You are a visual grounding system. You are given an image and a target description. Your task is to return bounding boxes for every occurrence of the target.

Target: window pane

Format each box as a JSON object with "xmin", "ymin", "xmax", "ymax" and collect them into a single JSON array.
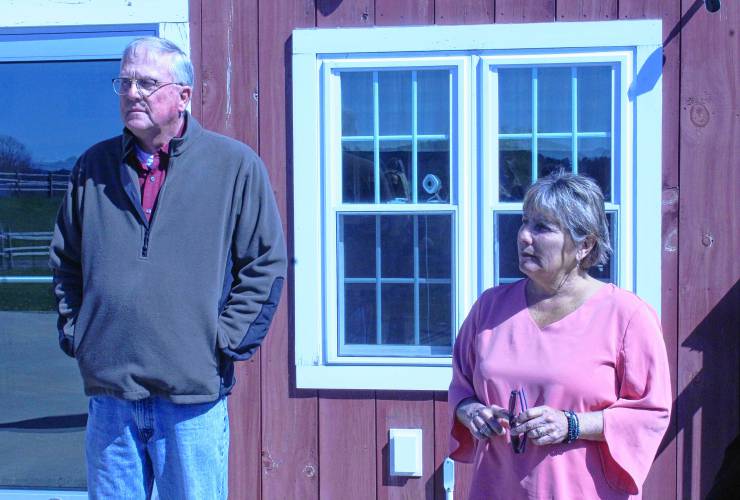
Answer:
[
  {"xmin": 419, "ymin": 284, "xmax": 452, "ymax": 348},
  {"xmin": 578, "ymin": 137, "xmax": 612, "ymax": 201},
  {"xmin": 342, "ymin": 140, "xmax": 375, "ymax": 203},
  {"xmin": 344, "ymin": 283, "xmax": 377, "ymax": 344},
  {"xmin": 496, "ymin": 213, "xmax": 525, "ymax": 282},
  {"xmin": 381, "ymin": 284, "xmax": 415, "ymax": 344},
  {"xmin": 0, "ymin": 58, "xmax": 121, "ymax": 490},
  {"xmin": 577, "ymin": 66, "xmax": 611, "ymax": 133},
  {"xmin": 381, "ymin": 215, "xmax": 413, "ymax": 278},
  {"xmin": 499, "ymin": 139, "xmax": 532, "ymax": 202},
  {"xmin": 339, "ymin": 213, "xmax": 453, "ymax": 353},
  {"xmin": 537, "ymin": 67, "xmax": 572, "ymax": 133},
  {"xmin": 418, "ymin": 140, "xmax": 450, "ymax": 204},
  {"xmin": 417, "ymin": 70, "xmax": 450, "ymax": 135},
  {"xmin": 341, "ymin": 72, "xmax": 374, "ymax": 136},
  {"xmin": 538, "ymin": 138, "xmax": 572, "ymax": 178},
  {"xmin": 379, "ymin": 140, "xmax": 412, "ymax": 203},
  {"xmin": 499, "ymin": 68, "xmax": 532, "ymax": 134},
  {"xmin": 340, "ymin": 214, "xmax": 376, "ymax": 278},
  {"xmin": 379, "ymin": 71, "xmax": 411, "ymax": 135},
  {"xmin": 588, "ymin": 212, "xmax": 616, "ymax": 283},
  {"xmin": 418, "ymin": 214, "xmax": 452, "ymax": 280}
]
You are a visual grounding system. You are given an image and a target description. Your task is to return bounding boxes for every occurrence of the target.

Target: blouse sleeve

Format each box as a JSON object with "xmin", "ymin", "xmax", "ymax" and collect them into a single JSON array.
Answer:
[
  {"xmin": 448, "ymin": 298, "xmax": 480, "ymax": 463},
  {"xmin": 600, "ymin": 301, "xmax": 672, "ymax": 494}
]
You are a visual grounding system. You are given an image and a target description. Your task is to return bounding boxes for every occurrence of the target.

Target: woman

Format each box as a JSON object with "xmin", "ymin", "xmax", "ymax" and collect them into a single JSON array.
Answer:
[{"xmin": 449, "ymin": 173, "xmax": 671, "ymax": 499}]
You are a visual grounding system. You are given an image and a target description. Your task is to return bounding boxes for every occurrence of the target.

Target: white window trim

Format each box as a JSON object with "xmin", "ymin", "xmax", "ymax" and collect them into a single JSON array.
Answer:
[
  {"xmin": 0, "ymin": 6, "xmax": 189, "ymax": 496},
  {"xmin": 293, "ymin": 20, "xmax": 661, "ymax": 391}
]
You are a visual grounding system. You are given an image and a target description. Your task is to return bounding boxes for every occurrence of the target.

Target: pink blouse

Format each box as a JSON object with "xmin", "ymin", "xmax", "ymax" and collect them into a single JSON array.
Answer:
[{"xmin": 449, "ymin": 280, "xmax": 671, "ymax": 499}]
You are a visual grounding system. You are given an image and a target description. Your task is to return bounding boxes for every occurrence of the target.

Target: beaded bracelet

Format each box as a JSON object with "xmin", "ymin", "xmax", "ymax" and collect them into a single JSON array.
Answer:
[{"xmin": 563, "ymin": 410, "xmax": 580, "ymax": 443}]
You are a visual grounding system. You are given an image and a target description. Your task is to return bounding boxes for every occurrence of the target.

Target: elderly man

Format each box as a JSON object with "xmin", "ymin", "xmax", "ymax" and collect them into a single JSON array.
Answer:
[{"xmin": 49, "ymin": 37, "xmax": 286, "ymax": 499}]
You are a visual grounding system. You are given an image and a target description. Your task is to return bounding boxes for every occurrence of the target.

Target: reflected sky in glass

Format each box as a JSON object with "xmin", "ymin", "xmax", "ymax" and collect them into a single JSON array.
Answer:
[{"xmin": 0, "ymin": 60, "xmax": 122, "ymax": 166}]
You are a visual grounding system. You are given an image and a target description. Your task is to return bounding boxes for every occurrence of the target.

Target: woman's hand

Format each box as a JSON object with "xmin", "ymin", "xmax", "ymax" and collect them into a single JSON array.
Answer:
[
  {"xmin": 456, "ymin": 397, "xmax": 509, "ymax": 440},
  {"xmin": 511, "ymin": 405, "xmax": 568, "ymax": 445}
]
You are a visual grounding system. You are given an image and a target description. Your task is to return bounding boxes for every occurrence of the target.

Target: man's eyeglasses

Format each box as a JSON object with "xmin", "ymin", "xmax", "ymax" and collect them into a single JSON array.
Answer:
[
  {"xmin": 112, "ymin": 77, "xmax": 183, "ymax": 97},
  {"xmin": 508, "ymin": 388, "xmax": 528, "ymax": 454}
]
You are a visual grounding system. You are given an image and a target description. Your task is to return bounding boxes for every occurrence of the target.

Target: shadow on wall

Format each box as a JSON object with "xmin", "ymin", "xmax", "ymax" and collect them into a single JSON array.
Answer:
[{"xmin": 656, "ymin": 279, "xmax": 740, "ymax": 498}]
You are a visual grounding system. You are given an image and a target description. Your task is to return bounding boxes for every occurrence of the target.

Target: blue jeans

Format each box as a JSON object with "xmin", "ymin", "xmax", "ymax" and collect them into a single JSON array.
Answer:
[{"xmin": 85, "ymin": 395, "xmax": 229, "ymax": 500}]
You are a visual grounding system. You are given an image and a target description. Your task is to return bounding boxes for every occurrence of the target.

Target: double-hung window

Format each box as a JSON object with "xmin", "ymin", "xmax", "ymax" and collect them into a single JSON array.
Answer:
[{"xmin": 293, "ymin": 21, "xmax": 662, "ymax": 390}]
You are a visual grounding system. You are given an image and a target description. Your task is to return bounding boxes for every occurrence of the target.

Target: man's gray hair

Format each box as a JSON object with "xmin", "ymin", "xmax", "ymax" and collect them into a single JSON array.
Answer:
[
  {"xmin": 523, "ymin": 171, "xmax": 612, "ymax": 269},
  {"xmin": 122, "ymin": 37, "xmax": 194, "ymax": 87}
]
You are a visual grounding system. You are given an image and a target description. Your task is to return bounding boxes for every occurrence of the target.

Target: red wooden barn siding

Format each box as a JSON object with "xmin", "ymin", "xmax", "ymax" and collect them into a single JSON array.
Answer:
[{"xmin": 186, "ymin": 0, "xmax": 739, "ymax": 498}]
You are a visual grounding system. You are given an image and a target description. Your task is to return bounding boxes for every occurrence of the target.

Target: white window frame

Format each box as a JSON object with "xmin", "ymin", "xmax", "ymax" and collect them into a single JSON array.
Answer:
[
  {"xmin": 293, "ymin": 20, "xmax": 662, "ymax": 391},
  {"xmin": 0, "ymin": 2, "xmax": 189, "ymax": 496}
]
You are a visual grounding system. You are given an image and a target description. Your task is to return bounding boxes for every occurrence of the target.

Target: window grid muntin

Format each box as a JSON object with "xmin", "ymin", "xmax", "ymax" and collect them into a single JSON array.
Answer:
[{"xmin": 337, "ymin": 211, "xmax": 454, "ymax": 357}]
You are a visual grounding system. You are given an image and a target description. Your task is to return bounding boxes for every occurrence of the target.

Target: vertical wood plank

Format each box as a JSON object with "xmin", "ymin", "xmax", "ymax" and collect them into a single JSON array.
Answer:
[
  {"xmin": 618, "ymin": 2, "xmax": 682, "ymax": 498},
  {"xmin": 318, "ymin": 391, "xmax": 377, "ymax": 500},
  {"xmin": 200, "ymin": 0, "xmax": 259, "ymax": 145},
  {"xmin": 187, "ymin": 0, "xmax": 202, "ymax": 120},
  {"xmin": 495, "ymin": 0, "xmax": 556, "ymax": 23},
  {"xmin": 258, "ymin": 1, "xmax": 318, "ymax": 499},
  {"xmin": 196, "ymin": 1, "xmax": 262, "ymax": 498},
  {"xmin": 375, "ymin": 0, "xmax": 434, "ymax": 26},
  {"xmin": 556, "ymin": 0, "xmax": 617, "ymax": 21},
  {"xmin": 435, "ymin": 0, "xmax": 494, "ymax": 25},
  {"xmin": 317, "ymin": 0, "xmax": 374, "ymax": 27},
  {"xmin": 676, "ymin": 0, "xmax": 740, "ymax": 498},
  {"xmin": 376, "ymin": 392, "xmax": 436, "ymax": 500}
]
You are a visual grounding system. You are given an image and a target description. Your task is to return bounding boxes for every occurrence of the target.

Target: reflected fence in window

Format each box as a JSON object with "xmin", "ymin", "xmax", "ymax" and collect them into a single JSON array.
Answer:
[{"xmin": 0, "ymin": 171, "xmax": 67, "ymax": 195}]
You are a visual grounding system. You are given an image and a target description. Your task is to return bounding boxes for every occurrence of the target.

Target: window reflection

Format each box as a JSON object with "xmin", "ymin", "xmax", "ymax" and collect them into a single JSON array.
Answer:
[{"xmin": 0, "ymin": 58, "xmax": 121, "ymax": 490}]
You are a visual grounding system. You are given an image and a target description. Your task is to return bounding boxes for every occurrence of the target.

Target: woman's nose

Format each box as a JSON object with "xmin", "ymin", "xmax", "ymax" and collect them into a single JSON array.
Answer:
[{"xmin": 517, "ymin": 225, "xmax": 532, "ymax": 245}]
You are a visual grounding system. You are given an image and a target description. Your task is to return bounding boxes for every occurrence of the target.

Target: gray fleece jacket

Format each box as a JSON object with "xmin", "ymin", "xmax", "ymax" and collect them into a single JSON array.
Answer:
[{"xmin": 49, "ymin": 113, "xmax": 286, "ymax": 403}]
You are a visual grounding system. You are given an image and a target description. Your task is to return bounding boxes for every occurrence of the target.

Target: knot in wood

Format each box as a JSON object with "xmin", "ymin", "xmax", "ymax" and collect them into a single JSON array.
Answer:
[
  {"xmin": 303, "ymin": 464, "xmax": 317, "ymax": 478},
  {"xmin": 701, "ymin": 233, "xmax": 715, "ymax": 247}
]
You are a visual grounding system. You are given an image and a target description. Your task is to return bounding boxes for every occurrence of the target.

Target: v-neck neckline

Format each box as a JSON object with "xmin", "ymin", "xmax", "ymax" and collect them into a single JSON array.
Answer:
[{"xmin": 521, "ymin": 278, "xmax": 612, "ymax": 332}]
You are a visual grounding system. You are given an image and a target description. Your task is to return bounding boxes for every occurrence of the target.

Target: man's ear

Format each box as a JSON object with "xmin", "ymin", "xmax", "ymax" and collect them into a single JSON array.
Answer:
[{"xmin": 178, "ymin": 85, "xmax": 192, "ymax": 111}]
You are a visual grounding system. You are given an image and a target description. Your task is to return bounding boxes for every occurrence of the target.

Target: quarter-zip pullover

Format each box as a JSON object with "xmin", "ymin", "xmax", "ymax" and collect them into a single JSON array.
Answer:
[{"xmin": 49, "ymin": 113, "xmax": 287, "ymax": 403}]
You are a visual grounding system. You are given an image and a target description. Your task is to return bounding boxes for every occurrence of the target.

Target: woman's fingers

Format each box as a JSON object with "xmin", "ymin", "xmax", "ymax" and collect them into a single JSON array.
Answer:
[{"xmin": 510, "ymin": 405, "xmax": 569, "ymax": 445}]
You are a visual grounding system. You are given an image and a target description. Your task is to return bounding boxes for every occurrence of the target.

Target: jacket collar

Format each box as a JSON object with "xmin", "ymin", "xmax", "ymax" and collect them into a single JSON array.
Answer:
[{"xmin": 121, "ymin": 111, "xmax": 202, "ymax": 159}]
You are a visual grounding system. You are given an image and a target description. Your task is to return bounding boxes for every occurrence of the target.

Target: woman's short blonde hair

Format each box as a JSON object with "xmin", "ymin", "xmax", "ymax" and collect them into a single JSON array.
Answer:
[{"xmin": 523, "ymin": 172, "xmax": 612, "ymax": 269}]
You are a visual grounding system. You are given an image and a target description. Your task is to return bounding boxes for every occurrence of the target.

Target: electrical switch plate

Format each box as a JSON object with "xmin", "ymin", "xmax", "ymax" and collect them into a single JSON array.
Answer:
[{"xmin": 389, "ymin": 428, "xmax": 422, "ymax": 477}]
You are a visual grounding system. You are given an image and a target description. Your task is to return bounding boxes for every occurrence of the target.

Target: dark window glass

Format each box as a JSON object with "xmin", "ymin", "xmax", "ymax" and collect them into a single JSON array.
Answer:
[
  {"xmin": 499, "ymin": 139, "xmax": 532, "ymax": 202},
  {"xmin": 338, "ymin": 213, "xmax": 453, "ymax": 353},
  {"xmin": 342, "ymin": 140, "xmax": 375, "ymax": 203},
  {"xmin": 578, "ymin": 137, "xmax": 611, "ymax": 201},
  {"xmin": 496, "ymin": 213, "xmax": 526, "ymax": 281}
]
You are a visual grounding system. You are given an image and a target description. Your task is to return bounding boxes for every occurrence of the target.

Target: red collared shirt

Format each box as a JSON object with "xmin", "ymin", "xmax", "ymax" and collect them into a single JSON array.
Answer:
[{"xmin": 132, "ymin": 123, "xmax": 184, "ymax": 222}]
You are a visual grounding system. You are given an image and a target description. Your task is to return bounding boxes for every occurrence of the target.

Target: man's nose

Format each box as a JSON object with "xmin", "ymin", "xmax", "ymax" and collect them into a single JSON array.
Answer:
[{"xmin": 123, "ymin": 81, "xmax": 141, "ymax": 99}]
